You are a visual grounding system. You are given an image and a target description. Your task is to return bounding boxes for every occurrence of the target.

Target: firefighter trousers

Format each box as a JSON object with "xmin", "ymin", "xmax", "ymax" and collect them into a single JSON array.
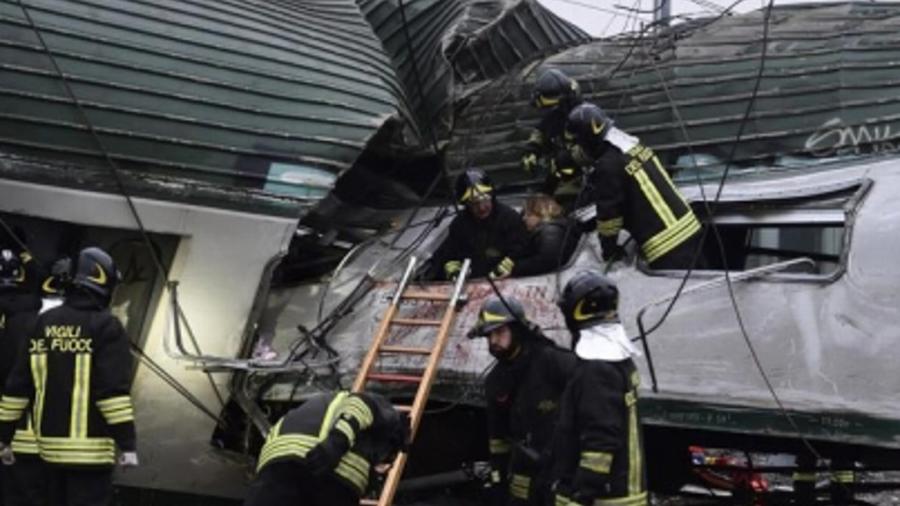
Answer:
[
  {"xmin": 3, "ymin": 455, "xmax": 49, "ymax": 506},
  {"xmin": 46, "ymin": 466, "xmax": 113, "ymax": 506},
  {"xmin": 243, "ymin": 461, "xmax": 358, "ymax": 506}
]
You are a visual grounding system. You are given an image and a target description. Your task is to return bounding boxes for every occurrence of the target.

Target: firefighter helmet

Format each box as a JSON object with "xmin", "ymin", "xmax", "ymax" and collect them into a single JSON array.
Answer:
[
  {"xmin": 0, "ymin": 249, "xmax": 24, "ymax": 290},
  {"xmin": 71, "ymin": 247, "xmax": 119, "ymax": 300},
  {"xmin": 42, "ymin": 257, "xmax": 72, "ymax": 296},
  {"xmin": 532, "ymin": 69, "xmax": 581, "ymax": 111},
  {"xmin": 558, "ymin": 271, "xmax": 619, "ymax": 333},
  {"xmin": 565, "ymin": 103, "xmax": 613, "ymax": 151},
  {"xmin": 455, "ymin": 168, "xmax": 494, "ymax": 204},
  {"xmin": 469, "ymin": 295, "xmax": 528, "ymax": 337}
]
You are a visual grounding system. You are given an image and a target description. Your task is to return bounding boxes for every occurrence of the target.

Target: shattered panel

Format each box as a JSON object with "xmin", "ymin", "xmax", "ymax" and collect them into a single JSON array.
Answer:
[{"xmin": 357, "ymin": 0, "xmax": 590, "ymax": 144}]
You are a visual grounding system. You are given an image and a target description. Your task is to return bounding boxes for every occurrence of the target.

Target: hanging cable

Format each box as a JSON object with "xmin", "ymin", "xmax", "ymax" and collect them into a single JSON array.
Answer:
[
  {"xmin": 632, "ymin": 0, "xmax": 844, "ymax": 483},
  {"xmin": 15, "ymin": 0, "xmax": 228, "ymax": 409}
]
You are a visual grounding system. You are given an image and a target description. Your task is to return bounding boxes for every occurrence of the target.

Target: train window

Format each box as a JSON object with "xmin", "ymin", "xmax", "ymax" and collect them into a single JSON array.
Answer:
[
  {"xmin": 697, "ymin": 212, "xmax": 844, "ymax": 275},
  {"xmin": 639, "ymin": 182, "xmax": 866, "ymax": 279}
]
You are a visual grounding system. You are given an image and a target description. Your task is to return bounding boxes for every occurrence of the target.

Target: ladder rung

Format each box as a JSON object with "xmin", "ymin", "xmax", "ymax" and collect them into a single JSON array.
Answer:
[
  {"xmin": 391, "ymin": 318, "xmax": 442, "ymax": 326},
  {"xmin": 360, "ymin": 500, "xmax": 378, "ymax": 506},
  {"xmin": 379, "ymin": 345, "xmax": 433, "ymax": 355},
  {"xmin": 400, "ymin": 290, "xmax": 451, "ymax": 301},
  {"xmin": 367, "ymin": 372, "xmax": 422, "ymax": 384},
  {"xmin": 393, "ymin": 404, "xmax": 412, "ymax": 413}
]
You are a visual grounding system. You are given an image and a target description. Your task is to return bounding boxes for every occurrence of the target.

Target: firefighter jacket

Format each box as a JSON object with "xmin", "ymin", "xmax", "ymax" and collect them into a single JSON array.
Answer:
[
  {"xmin": 432, "ymin": 201, "xmax": 528, "ymax": 279},
  {"xmin": 512, "ymin": 218, "xmax": 581, "ymax": 278},
  {"xmin": 486, "ymin": 334, "xmax": 578, "ymax": 502},
  {"xmin": 589, "ymin": 131, "xmax": 700, "ymax": 266},
  {"xmin": 0, "ymin": 291, "xmax": 40, "ymax": 455},
  {"xmin": 0, "ymin": 293, "xmax": 136, "ymax": 466},
  {"xmin": 256, "ymin": 391, "xmax": 405, "ymax": 497},
  {"xmin": 552, "ymin": 358, "xmax": 647, "ymax": 506},
  {"xmin": 525, "ymin": 105, "xmax": 585, "ymax": 195}
]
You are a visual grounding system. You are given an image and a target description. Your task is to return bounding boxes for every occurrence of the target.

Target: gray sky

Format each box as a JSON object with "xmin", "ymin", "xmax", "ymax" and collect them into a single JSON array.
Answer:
[{"xmin": 540, "ymin": 0, "xmax": 857, "ymax": 37}]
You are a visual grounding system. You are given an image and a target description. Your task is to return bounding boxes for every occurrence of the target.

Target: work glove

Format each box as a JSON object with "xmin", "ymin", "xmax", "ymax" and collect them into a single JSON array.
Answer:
[
  {"xmin": 118, "ymin": 451, "xmax": 139, "ymax": 468},
  {"xmin": 0, "ymin": 443, "xmax": 15, "ymax": 466},
  {"xmin": 305, "ymin": 432, "xmax": 350, "ymax": 476},
  {"xmin": 444, "ymin": 260, "xmax": 462, "ymax": 281},
  {"xmin": 522, "ymin": 153, "xmax": 539, "ymax": 174},
  {"xmin": 599, "ymin": 236, "xmax": 624, "ymax": 263},
  {"xmin": 489, "ymin": 257, "xmax": 514, "ymax": 280}
]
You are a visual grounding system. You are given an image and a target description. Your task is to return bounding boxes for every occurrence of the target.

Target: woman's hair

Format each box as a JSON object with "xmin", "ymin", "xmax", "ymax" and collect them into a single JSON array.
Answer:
[{"xmin": 524, "ymin": 194, "xmax": 563, "ymax": 222}]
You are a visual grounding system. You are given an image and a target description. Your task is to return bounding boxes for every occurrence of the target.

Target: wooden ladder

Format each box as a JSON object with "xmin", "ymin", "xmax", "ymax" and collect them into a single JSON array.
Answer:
[{"xmin": 353, "ymin": 256, "xmax": 470, "ymax": 506}]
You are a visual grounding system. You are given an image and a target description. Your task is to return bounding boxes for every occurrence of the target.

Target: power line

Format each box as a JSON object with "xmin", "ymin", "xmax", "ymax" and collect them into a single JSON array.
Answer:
[{"xmin": 15, "ymin": 0, "xmax": 227, "ymax": 416}]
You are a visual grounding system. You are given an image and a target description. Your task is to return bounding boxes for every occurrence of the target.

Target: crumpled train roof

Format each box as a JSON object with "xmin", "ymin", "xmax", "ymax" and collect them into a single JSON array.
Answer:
[{"xmin": 447, "ymin": 2, "xmax": 900, "ymax": 185}]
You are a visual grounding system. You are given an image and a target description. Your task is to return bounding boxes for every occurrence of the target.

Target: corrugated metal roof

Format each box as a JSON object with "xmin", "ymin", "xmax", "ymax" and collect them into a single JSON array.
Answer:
[
  {"xmin": 447, "ymin": 2, "xmax": 900, "ymax": 185},
  {"xmin": 358, "ymin": 0, "xmax": 589, "ymax": 140},
  {"xmin": 0, "ymin": 0, "xmax": 409, "ymax": 204}
]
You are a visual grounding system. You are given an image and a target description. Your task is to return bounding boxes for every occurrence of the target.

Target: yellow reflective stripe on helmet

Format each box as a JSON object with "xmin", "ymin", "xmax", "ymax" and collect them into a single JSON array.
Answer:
[
  {"xmin": 594, "ymin": 491, "xmax": 649, "ymax": 506},
  {"xmin": 489, "ymin": 438, "xmax": 510, "ymax": 454},
  {"xmin": 31, "ymin": 353, "xmax": 47, "ymax": 436},
  {"xmin": 537, "ymin": 95, "xmax": 561, "ymax": 107},
  {"xmin": 480, "ymin": 311, "xmax": 509, "ymax": 324},
  {"xmin": 460, "ymin": 183, "xmax": 493, "ymax": 203},
  {"xmin": 509, "ymin": 473, "xmax": 531, "ymax": 499},
  {"xmin": 597, "ymin": 217, "xmax": 624, "ymax": 237},
  {"xmin": 632, "ymin": 168, "xmax": 677, "ymax": 227},
  {"xmin": 580, "ymin": 451, "xmax": 613, "ymax": 474},
  {"xmin": 641, "ymin": 212, "xmax": 701, "ymax": 262},
  {"xmin": 70, "ymin": 353, "xmax": 90, "ymax": 438}
]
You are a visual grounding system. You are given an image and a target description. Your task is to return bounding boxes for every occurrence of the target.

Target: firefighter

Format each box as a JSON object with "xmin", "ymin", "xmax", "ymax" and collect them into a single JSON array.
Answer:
[
  {"xmin": 469, "ymin": 295, "xmax": 576, "ymax": 505},
  {"xmin": 522, "ymin": 69, "xmax": 586, "ymax": 196},
  {"xmin": 552, "ymin": 271, "xmax": 647, "ymax": 506},
  {"xmin": 431, "ymin": 169, "xmax": 528, "ymax": 280},
  {"xmin": 0, "ymin": 249, "xmax": 46, "ymax": 506},
  {"xmin": 0, "ymin": 247, "xmax": 137, "ymax": 506},
  {"xmin": 243, "ymin": 391, "xmax": 408, "ymax": 506},
  {"xmin": 565, "ymin": 103, "xmax": 703, "ymax": 270},
  {"xmin": 40, "ymin": 257, "xmax": 72, "ymax": 314}
]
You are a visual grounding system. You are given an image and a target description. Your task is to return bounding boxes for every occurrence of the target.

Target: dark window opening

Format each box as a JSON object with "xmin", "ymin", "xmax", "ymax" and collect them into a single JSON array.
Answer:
[
  {"xmin": 699, "ymin": 222, "xmax": 844, "ymax": 275},
  {"xmin": 0, "ymin": 212, "xmax": 179, "ymax": 361}
]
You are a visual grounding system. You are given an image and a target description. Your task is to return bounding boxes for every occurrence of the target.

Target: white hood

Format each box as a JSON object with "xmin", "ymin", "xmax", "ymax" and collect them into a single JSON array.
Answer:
[
  {"xmin": 606, "ymin": 126, "xmax": 639, "ymax": 154},
  {"xmin": 574, "ymin": 323, "xmax": 641, "ymax": 361}
]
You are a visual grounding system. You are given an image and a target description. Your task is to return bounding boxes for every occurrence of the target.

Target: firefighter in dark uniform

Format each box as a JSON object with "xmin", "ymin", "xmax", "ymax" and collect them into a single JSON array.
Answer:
[
  {"xmin": 522, "ymin": 69, "xmax": 586, "ymax": 196},
  {"xmin": 431, "ymin": 169, "xmax": 528, "ymax": 280},
  {"xmin": 565, "ymin": 103, "xmax": 703, "ymax": 270},
  {"xmin": 469, "ymin": 295, "xmax": 576, "ymax": 505},
  {"xmin": 0, "ymin": 247, "xmax": 137, "ymax": 506},
  {"xmin": 0, "ymin": 249, "xmax": 46, "ymax": 506},
  {"xmin": 244, "ymin": 390, "xmax": 408, "ymax": 506},
  {"xmin": 552, "ymin": 271, "xmax": 647, "ymax": 506}
]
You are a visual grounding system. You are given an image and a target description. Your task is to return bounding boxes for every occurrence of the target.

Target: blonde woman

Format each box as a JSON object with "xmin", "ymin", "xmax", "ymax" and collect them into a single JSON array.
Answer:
[{"xmin": 512, "ymin": 194, "xmax": 581, "ymax": 277}]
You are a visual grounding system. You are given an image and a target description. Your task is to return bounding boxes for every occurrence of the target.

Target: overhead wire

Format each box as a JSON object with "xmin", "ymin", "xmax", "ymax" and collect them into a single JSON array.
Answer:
[
  {"xmin": 15, "ymin": 0, "xmax": 229, "ymax": 418},
  {"xmin": 633, "ymin": 0, "xmax": 845, "ymax": 483}
]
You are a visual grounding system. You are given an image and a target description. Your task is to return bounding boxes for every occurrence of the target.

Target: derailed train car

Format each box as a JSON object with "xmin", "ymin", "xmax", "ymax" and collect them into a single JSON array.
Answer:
[{"xmin": 3, "ymin": 0, "xmax": 900, "ymax": 501}]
